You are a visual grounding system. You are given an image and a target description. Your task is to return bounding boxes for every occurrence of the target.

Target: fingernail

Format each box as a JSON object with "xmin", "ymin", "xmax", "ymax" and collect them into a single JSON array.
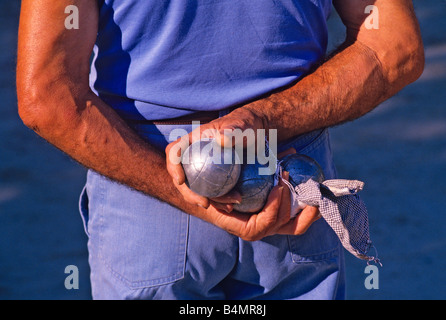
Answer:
[{"xmin": 229, "ymin": 198, "xmax": 241, "ymax": 204}]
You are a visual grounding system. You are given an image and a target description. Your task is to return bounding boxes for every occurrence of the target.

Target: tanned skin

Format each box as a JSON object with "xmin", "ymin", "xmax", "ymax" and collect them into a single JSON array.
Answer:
[{"xmin": 17, "ymin": 0, "xmax": 424, "ymax": 241}]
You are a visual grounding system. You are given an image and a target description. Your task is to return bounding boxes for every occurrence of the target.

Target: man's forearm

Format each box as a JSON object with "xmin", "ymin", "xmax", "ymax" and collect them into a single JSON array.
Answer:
[
  {"xmin": 16, "ymin": 0, "xmax": 206, "ymax": 219},
  {"xmin": 244, "ymin": 39, "xmax": 421, "ymax": 142},
  {"xmin": 244, "ymin": 0, "xmax": 424, "ymax": 142},
  {"xmin": 20, "ymin": 86, "xmax": 203, "ymax": 217}
]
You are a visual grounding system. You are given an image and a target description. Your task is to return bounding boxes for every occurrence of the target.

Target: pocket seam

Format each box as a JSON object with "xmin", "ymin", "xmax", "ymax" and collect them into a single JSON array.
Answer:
[
  {"xmin": 288, "ymin": 236, "xmax": 340, "ymax": 264},
  {"xmin": 105, "ymin": 265, "xmax": 185, "ymax": 289}
]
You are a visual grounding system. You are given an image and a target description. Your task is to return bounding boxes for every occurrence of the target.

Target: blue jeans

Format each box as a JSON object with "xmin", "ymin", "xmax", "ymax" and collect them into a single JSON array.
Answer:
[{"xmin": 79, "ymin": 124, "xmax": 345, "ymax": 300}]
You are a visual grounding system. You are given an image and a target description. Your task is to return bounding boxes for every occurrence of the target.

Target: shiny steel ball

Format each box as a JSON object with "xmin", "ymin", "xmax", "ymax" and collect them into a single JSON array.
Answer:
[
  {"xmin": 181, "ymin": 139, "xmax": 241, "ymax": 198},
  {"xmin": 280, "ymin": 154, "xmax": 325, "ymax": 187},
  {"xmin": 233, "ymin": 160, "xmax": 275, "ymax": 213}
]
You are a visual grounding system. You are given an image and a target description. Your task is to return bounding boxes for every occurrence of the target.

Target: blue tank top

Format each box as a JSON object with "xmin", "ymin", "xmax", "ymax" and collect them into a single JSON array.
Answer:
[{"xmin": 90, "ymin": 0, "xmax": 332, "ymax": 121}]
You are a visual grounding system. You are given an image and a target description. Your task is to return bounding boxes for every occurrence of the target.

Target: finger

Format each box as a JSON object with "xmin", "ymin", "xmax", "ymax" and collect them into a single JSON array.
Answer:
[
  {"xmin": 210, "ymin": 189, "xmax": 242, "ymax": 204},
  {"xmin": 165, "ymin": 138, "xmax": 190, "ymax": 185},
  {"xmin": 214, "ymin": 126, "xmax": 243, "ymax": 148},
  {"xmin": 281, "ymin": 170, "xmax": 290, "ymax": 182},
  {"xmin": 277, "ymin": 205, "xmax": 320, "ymax": 235},
  {"xmin": 204, "ymin": 205, "xmax": 251, "ymax": 238},
  {"xmin": 275, "ymin": 171, "xmax": 291, "ymax": 228},
  {"xmin": 278, "ymin": 147, "xmax": 296, "ymax": 159},
  {"xmin": 176, "ymin": 182, "xmax": 210, "ymax": 208},
  {"xmin": 166, "ymin": 157, "xmax": 186, "ymax": 185},
  {"xmin": 211, "ymin": 117, "xmax": 251, "ymax": 148},
  {"xmin": 200, "ymin": 126, "xmax": 221, "ymax": 142},
  {"xmin": 209, "ymin": 201, "xmax": 234, "ymax": 213},
  {"xmin": 254, "ymin": 186, "xmax": 284, "ymax": 235},
  {"xmin": 207, "ymin": 187, "xmax": 283, "ymax": 242}
]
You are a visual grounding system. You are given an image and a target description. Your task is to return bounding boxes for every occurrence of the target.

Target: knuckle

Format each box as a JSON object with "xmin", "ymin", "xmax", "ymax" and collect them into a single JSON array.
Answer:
[
  {"xmin": 278, "ymin": 214, "xmax": 290, "ymax": 225},
  {"xmin": 242, "ymin": 234, "xmax": 260, "ymax": 242},
  {"xmin": 293, "ymin": 226, "xmax": 308, "ymax": 236},
  {"xmin": 239, "ymin": 228, "xmax": 262, "ymax": 242}
]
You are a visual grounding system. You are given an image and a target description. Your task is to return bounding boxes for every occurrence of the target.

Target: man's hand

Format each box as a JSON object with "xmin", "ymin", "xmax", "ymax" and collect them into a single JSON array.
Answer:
[
  {"xmin": 165, "ymin": 111, "xmax": 322, "ymax": 241},
  {"xmin": 195, "ymin": 170, "xmax": 321, "ymax": 241},
  {"xmin": 165, "ymin": 107, "xmax": 265, "ymax": 211}
]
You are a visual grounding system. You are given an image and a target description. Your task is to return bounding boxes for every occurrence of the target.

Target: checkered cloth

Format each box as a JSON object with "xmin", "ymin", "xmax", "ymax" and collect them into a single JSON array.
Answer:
[{"xmin": 281, "ymin": 175, "xmax": 381, "ymax": 265}]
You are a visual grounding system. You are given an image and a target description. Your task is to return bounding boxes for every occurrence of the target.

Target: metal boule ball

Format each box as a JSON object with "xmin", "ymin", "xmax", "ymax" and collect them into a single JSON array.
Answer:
[
  {"xmin": 181, "ymin": 139, "xmax": 241, "ymax": 198},
  {"xmin": 280, "ymin": 154, "xmax": 325, "ymax": 217},
  {"xmin": 233, "ymin": 160, "xmax": 275, "ymax": 213},
  {"xmin": 280, "ymin": 154, "xmax": 325, "ymax": 188}
]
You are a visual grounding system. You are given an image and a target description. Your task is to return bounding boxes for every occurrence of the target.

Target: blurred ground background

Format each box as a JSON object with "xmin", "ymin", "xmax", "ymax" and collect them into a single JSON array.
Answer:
[{"xmin": 0, "ymin": 0, "xmax": 445, "ymax": 300}]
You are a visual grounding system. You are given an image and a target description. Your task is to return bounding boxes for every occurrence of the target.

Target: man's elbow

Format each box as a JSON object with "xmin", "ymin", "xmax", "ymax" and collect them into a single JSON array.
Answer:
[
  {"xmin": 410, "ymin": 41, "xmax": 425, "ymax": 82},
  {"xmin": 17, "ymin": 75, "xmax": 86, "ymax": 136},
  {"xmin": 401, "ymin": 37, "xmax": 425, "ymax": 84},
  {"xmin": 382, "ymin": 31, "xmax": 425, "ymax": 89},
  {"xmin": 17, "ymin": 84, "xmax": 48, "ymax": 133}
]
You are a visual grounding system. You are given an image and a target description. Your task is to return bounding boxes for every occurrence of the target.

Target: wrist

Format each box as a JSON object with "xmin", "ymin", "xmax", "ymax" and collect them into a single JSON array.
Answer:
[{"xmin": 237, "ymin": 101, "xmax": 270, "ymax": 132}]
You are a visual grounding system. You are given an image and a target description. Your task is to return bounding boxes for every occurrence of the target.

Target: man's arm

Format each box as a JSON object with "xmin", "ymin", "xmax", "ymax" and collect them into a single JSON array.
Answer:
[
  {"xmin": 242, "ymin": 0, "xmax": 424, "ymax": 141},
  {"xmin": 166, "ymin": 0, "xmax": 424, "ymax": 235},
  {"xmin": 17, "ymin": 0, "xmax": 295, "ymax": 242},
  {"xmin": 16, "ymin": 0, "xmax": 194, "ymax": 211},
  {"xmin": 167, "ymin": 0, "xmax": 424, "ymax": 176}
]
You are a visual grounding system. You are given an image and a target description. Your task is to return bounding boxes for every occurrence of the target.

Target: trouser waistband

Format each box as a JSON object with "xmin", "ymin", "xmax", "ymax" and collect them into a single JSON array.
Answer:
[{"xmin": 125, "ymin": 110, "xmax": 223, "ymax": 125}]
